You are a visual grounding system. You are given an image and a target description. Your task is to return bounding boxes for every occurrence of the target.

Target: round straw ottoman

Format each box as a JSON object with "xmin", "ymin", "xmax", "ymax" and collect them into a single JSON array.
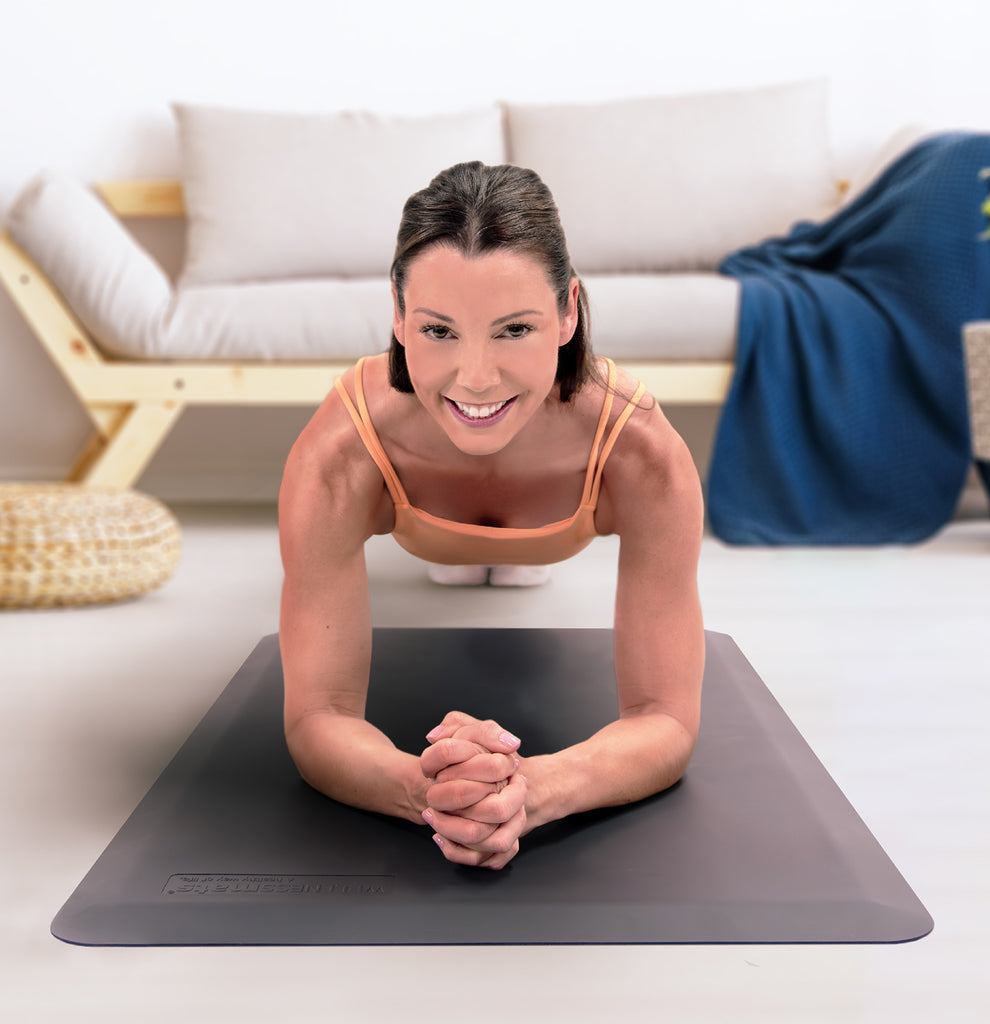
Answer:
[
  {"xmin": 964, "ymin": 322, "xmax": 990, "ymax": 458},
  {"xmin": 964, "ymin": 321, "xmax": 990, "ymax": 496},
  {"xmin": 0, "ymin": 484, "xmax": 181, "ymax": 608}
]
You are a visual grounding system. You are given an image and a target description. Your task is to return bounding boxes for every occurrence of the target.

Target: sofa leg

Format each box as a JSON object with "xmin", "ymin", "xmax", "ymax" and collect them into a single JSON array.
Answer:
[{"xmin": 69, "ymin": 402, "xmax": 184, "ymax": 489}]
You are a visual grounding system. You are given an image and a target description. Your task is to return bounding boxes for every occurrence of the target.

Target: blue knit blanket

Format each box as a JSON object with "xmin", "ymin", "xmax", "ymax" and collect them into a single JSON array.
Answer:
[{"xmin": 709, "ymin": 132, "xmax": 990, "ymax": 544}]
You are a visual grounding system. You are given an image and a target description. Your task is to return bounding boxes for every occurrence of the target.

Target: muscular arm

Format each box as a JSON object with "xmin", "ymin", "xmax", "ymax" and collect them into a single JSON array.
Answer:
[
  {"xmin": 520, "ymin": 403, "xmax": 705, "ymax": 832},
  {"xmin": 278, "ymin": 397, "xmax": 430, "ymax": 825}
]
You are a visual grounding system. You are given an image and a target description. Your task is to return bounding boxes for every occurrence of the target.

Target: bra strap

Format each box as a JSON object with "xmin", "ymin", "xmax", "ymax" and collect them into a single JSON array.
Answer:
[
  {"xmin": 585, "ymin": 370, "xmax": 647, "ymax": 509},
  {"xmin": 334, "ymin": 358, "xmax": 409, "ymax": 505},
  {"xmin": 581, "ymin": 359, "xmax": 618, "ymax": 504}
]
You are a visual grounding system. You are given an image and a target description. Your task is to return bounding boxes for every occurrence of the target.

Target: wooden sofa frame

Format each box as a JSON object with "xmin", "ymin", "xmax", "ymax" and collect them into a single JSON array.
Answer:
[{"xmin": 0, "ymin": 181, "xmax": 733, "ymax": 489}]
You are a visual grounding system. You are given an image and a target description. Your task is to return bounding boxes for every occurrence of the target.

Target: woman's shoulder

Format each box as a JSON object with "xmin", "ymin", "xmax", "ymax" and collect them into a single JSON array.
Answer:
[
  {"xmin": 280, "ymin": 357, "xmax": 395, "ymax": 536},
  {"xmin": 594, "ymin": 364, "xmax": 704, "ymax": 533},
  {"xmin": 601, "ymin": 362, "xmax": 682, "ymax": 453}
]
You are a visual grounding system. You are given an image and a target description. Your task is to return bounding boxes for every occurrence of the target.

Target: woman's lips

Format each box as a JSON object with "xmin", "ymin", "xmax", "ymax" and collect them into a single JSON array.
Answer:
[{"xmin": 445, "ymin": 395, "xmax": 517, "ymax": 427}]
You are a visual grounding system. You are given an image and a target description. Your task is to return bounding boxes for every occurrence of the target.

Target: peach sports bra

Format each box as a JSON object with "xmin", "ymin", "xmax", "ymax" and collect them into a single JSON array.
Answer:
[{"xmin": 334, "ymin": 357, "xmax": 646, "ymax": 566}]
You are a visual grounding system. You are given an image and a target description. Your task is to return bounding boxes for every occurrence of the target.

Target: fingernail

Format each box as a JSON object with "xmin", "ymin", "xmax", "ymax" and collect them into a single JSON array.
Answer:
[
  {"xmin": 499, "ymin": 731, "xmax": 520, "ymax": 748},
  {"xmin": 433, "ymin": 834, "xmax": 445, "ymax": 849},
  {"xmin": 422, "ymin": 809, "xmax": 434, "ymax": 824},
  {"xmin": 426, "ymin": 726, "xmax": 442, "ymax": 742}
]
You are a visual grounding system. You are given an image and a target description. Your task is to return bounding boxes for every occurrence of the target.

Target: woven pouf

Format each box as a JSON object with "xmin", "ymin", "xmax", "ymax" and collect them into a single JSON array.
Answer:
[
  {"xmin": 0, "ymin": 484, "xmax": 181, "ymax": 608},
  {"xmin": 964, "ymin": 322, "xmax": 990, "ymax": 461}
]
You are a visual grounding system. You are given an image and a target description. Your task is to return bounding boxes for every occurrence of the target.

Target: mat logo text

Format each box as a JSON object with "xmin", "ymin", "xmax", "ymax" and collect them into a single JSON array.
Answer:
[{"xmin": 163, "ymin": 874, "xmax": 393, "ymax": 897}]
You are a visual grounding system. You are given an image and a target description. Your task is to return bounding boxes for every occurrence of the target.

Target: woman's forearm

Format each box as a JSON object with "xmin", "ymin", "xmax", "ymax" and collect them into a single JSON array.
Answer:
[
  {"xmin": 286, "ymin": 707, "xmax": 696, "ymax": 844},
  {"xmin": 286, "ymin": 712, "xmax": 430, "ymax": 824},
  {"xmin": 521, "ymin": 712, "xmax": 697, "ymax": 832}
]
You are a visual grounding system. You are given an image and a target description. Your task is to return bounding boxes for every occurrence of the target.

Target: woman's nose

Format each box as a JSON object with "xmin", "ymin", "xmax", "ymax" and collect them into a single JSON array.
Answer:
[{"xmin": 456, "ymin": 341, "xmax": 500, "ymax": 393}]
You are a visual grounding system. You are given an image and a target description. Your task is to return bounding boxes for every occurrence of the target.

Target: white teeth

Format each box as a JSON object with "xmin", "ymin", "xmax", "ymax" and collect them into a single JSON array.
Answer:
[{"xmin": 453, "ymin": 399, "xmax": 509, "ymax": 420}]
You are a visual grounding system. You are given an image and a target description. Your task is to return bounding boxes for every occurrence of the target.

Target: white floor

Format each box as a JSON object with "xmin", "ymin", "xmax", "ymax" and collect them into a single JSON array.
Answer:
[{"xmin": 3, "ymin": 503, "xmax": 989, "ymax": 1024}]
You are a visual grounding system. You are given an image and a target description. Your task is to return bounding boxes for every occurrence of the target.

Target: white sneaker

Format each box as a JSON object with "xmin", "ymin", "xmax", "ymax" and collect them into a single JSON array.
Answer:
[
  {"xmin": 488, "ymin": 565, "xmax": 551, "ymax": 587},
  {"xmin": 427, "ymin": 564, "xmax": 490, "ymax": 586}
]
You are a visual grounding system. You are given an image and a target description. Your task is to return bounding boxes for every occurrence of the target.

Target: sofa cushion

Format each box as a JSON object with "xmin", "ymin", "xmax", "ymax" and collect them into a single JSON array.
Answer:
[
  {"xmin": 504, "ymin": 80, "xmax": 837, "ymax": 273},
  {"xmin": 174, "ymin": 103, "xmax": 506, "ymax": 286},
  {"xmin": 161, "ymin": 280, "xmax": 394, "ymax": 360},
  {"xmin": 582, "ymin": 273, "xmax": 738, "ymax": 361}
]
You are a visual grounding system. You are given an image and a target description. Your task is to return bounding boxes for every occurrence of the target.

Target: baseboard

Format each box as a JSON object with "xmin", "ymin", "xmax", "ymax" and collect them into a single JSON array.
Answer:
[{"xmin": 137, "ymin": 465, "xmax": 285, "ymax": 504}]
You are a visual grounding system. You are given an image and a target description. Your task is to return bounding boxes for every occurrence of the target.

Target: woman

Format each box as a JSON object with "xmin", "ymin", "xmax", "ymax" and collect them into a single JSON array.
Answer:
[{"xmin": 278, "ymin": 162, "xmax": 705, "ymax": 870}]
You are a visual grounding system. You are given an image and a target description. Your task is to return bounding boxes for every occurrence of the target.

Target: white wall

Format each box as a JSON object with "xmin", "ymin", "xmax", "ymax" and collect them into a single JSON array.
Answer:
[{"xmin": 2, "ymin": 0, "xmax": 989, "ymax": 500}]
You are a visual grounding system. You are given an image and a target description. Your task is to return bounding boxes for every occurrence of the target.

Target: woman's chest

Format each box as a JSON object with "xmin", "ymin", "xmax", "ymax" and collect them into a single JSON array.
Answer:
[{"xmin": 393, "ymin": 452, "xmax": 589, "ymax": 528}]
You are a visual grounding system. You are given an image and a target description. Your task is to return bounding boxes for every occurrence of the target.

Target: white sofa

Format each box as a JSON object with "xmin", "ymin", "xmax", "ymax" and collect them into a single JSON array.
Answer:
[{"xmin": 0, "ymin": 79, "xmax": 863, "ymax": 487}]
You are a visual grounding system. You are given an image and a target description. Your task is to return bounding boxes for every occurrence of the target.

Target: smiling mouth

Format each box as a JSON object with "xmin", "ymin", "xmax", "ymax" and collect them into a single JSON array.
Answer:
[{"xmin": 445, "ymin": 396, "xmax": 517, "ymax": 425}]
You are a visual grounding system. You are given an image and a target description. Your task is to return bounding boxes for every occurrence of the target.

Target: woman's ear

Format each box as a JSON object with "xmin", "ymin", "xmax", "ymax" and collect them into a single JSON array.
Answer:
[
  {"xmin": 392, "ymin": 284, "xmax": 405, "ymax": 346},
  {"xmin": 558, "ymin": 277, "xmax": 580, "ymax": 347}
]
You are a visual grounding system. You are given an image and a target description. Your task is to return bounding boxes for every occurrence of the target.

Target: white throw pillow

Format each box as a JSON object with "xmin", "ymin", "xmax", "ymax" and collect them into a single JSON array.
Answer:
[
  {"xmin": 5, "ymin": 171, "xmax": 394, "ymax": 361},
  {"xmin": 6, "ymin": 171, "xmax": 174, "ymax": 357},
  {"xmin": 174, "ymin": 103, "xmax": 506, "ymax": 285},
  {"xmin": 504, "ymin": 80, "xmax": 837, "ymax": 272},
  {"xmin": 841, "ymin": 124, "xmax": 934, "ymax": 205}
]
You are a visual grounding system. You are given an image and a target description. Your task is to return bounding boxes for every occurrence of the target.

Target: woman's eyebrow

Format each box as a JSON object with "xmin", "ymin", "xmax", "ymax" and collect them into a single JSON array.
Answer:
[
  {"xmin": 412, "ymin": 308, "xmax": 545, "ymax": 326},
  {"xmin": 412, "ymin": 307, "xmax": 454, "ymax": 322},
  {"xmin": 491, "ymin": 310, "xmax": 543, "ymax": 326}
]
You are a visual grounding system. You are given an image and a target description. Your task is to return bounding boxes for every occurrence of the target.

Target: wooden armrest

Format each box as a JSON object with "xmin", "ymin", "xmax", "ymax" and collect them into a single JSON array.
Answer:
[{"xmin": 94, "ymin": 180, "xmax": 185, "ymax": 218}]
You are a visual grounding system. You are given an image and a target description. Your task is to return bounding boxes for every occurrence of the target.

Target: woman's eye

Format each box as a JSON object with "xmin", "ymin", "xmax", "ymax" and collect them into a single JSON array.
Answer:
[
  {"xmin": 422, "ymin": 324, "xmax": 452, "ymax": 341},
  {"xmin": 502, "ymin": 323, "xmax": 533, "ymax": 339}
]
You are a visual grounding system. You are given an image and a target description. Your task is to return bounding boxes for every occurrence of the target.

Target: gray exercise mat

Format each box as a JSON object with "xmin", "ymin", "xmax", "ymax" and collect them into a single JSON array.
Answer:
[{"xmin": 51, "ymin": 629, "xmax": 933, "ymax": 946}]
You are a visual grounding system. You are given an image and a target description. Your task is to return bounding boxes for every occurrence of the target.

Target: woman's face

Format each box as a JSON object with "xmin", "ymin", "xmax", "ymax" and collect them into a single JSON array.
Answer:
[{"xmin": 393, "ymin": 245, "xmax": 578, "ymax": 456}]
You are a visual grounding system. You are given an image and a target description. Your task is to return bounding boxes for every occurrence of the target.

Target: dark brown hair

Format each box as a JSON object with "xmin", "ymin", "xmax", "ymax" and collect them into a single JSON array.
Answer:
[{"xmin": 388, "ymin": 161, "xmax": 593, "ymax": 402}]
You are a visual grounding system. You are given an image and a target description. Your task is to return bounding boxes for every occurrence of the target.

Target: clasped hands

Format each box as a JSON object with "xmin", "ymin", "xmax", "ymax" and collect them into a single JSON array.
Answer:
[{"xmin": 420, "ymin": 710, "xmax": 528, "ymax": 870}]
